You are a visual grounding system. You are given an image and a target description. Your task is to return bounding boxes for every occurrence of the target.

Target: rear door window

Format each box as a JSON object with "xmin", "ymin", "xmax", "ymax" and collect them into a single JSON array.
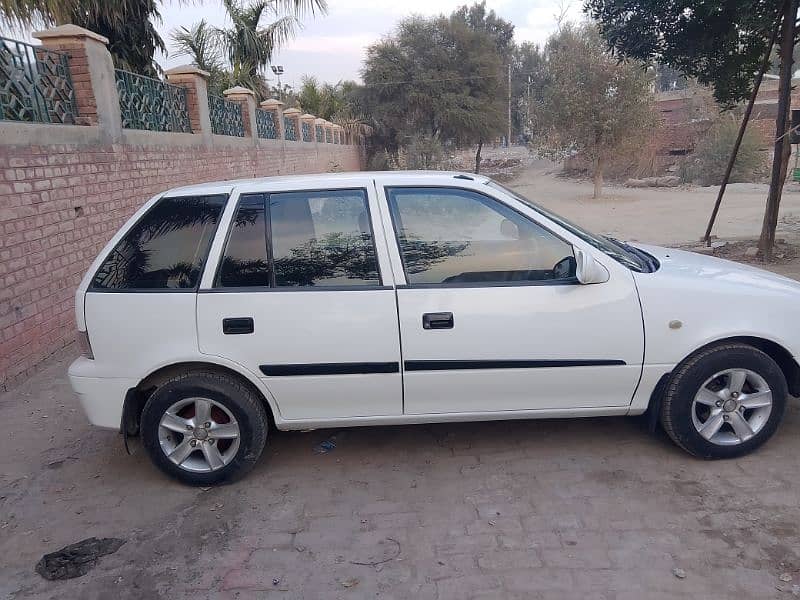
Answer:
[
  {"xmin": 270, "ymin": 189, "xmax": 380, "ymax": 287},
  {"xmin": 215, "ymin": 189, "xmax": 381, "ymax": 288},
  {"xmin": 91, "ymin": 195, "xmax": 226, "ymax": 290}
]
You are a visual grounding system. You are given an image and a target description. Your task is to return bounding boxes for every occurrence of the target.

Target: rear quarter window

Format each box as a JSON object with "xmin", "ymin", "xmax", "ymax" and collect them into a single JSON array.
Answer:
[{"xmin": 91, "ymin": 195, "xmax": 226, "ymax": 290}]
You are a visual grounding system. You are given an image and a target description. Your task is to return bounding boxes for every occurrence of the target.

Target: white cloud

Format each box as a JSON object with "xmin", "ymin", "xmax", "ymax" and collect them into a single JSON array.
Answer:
[
  {"xmin": 515, "ymin": 1, "xmax": 586, "ymax": 45},
  {"xmin": 285, "ymin": 33, "xmax": 380, "ymax": 55},
  {"xmin": 326, "ymin": 0, "xmax": 514, "ymax": 17}
]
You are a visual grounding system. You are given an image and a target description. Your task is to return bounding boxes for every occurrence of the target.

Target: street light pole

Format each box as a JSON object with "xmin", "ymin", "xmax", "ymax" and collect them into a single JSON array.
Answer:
[{"xmin": 271, "ymin": 65, "xmax": 284, "ymax": 100}]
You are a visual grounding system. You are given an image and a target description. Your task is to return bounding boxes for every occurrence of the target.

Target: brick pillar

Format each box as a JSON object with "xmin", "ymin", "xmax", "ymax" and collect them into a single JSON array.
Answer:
[
  {"xmin": 259, "ymin": 98, "xmax": 285, "ymax": 139},
  {"xmin": 165, "ymin": 65, "xmax": 211, "ymax": 137},
  {"xmin": 282, "ymin": 107, "xmax": 302, "ymax": 141},
  {"xmin": 223, "ymin": 85, "xmax": 257, "ymax": 138},
  {"xmin": 300, "ymin": 114, "xmax": 316, "ymax": 142},
  {"xmin": 32, "ymin": 24, "xmax": 121, "ymax": 137}
]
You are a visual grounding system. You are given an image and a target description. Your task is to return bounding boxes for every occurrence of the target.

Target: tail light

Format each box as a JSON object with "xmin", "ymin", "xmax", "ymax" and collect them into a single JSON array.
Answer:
[{"xmin": 77, "ymin": 329, "xmax": 94, "ymax": 359}]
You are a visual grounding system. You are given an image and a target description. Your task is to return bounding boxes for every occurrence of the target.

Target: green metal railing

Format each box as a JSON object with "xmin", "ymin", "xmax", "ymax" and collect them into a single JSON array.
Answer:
[
  {"xmin": 115, "ymin": 69, "xmax": 191, "ymax": 132},
  {"xmin": 208, "ymin": 94, "xmax": 244, "ymax": 136},
  {"xmin": 256, "ymin": 108, "xmax": 277, "ymax": 139},
  {"xmin": 283, "ymin": 116, "xmax": 297, "ymax": 141},
  {"xmin": 325, "ymin": 128, "xmax": 333, "ymax": 144},
  {"xmin": 0, "ymin": 36, "xmax": 76, "ymax": 124},
  {"xmin": 315, "ymin": 124, "xmax": 323, "ymax": 142},
  {"xmin": 301, "ymin": 121, "xmax": 311, "ymax": 142}
]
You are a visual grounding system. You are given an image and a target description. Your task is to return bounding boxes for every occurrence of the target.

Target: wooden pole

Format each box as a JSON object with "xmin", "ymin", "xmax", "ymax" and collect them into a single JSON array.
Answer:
[
  {"xmin": 759, "ymin": 0, "xmax": 798, "ymax": 257},
  {"xmin": 703, "ymin": 8, "xmax": 784, "ymax": 245}
]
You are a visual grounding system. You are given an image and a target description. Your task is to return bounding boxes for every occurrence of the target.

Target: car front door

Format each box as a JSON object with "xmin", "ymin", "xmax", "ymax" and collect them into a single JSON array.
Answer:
[
  {"xmin": 197, "ymin": 183, "xmax": 402, "ymax": 421},
  {"xmin": 376, "ymin": 179, "xmax": 644, "ymax": 415}
]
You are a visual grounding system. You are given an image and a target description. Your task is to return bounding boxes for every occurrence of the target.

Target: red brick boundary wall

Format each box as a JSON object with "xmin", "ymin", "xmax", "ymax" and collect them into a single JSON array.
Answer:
[{"xmin": 0, "ymin": 26, "xmax": 364, "ymax": 390}]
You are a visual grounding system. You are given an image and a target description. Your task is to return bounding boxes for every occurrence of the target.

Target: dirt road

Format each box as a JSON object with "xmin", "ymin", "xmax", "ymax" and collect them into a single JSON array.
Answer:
[{"xmin": 507, "ymin": 159, "xmax": 800, "ymax": 246}]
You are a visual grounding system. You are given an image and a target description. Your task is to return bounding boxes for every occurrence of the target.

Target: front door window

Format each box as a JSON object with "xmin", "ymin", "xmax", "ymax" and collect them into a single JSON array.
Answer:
[{"xmin": 386, "ymin": 187, "xmax": 575, "ymax": 285}]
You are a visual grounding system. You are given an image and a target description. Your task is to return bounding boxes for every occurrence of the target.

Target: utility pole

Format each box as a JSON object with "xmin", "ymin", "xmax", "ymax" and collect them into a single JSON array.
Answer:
[
  {"xmin": 526, "ymin": 75, "xmax": 532, "ymax": 139},
  {"xmin": 507, "ymin": 63, "xmax": 512, "ymax": 147}
]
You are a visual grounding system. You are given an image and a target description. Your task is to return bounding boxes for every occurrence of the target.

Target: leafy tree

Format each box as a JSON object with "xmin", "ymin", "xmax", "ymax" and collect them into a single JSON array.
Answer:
[
  {"xmin": 0, "ymin": 0, "xmax": 167, "ymax": 75},
  {"xmin": 362, "ymin": 11, "xmax": 505, "ymax": 172},
  {"xmin": 586, "ymin": 0, "xmax": 779, "ymax": 107},
  {"xmin": 451, "ymin": 1, "xmax": 514, "ymax": 58},
  {"xmin": 534, "ymin": 23, "xmax": 656, "ymax": 198},
  {"xmin": 585, "ymin": 0, "xmax": 792, "ymax": 255},
  {"xmin": 296, "ymin": 76, "xmax": 356, "ymax": 119}
]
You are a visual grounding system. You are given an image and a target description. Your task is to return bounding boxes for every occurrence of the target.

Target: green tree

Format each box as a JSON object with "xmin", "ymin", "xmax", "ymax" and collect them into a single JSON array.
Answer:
[
  {"xmin": 362, "ymin": 12, "xmax": 505, "ymax": 172},
  {"xmin": 0, "ymin": 0, "xmax": 167, "ymax": 75},
  {"xmin": 585, "ymin": 0, "xmax": 792, "ymax": 255},
  {"xmin": 297, "ymin": 76, "xmax": 354, "ymax": 119},
  {"xmin": 534, "ymin": 23, "xmax": 656, "ymax": 198}
]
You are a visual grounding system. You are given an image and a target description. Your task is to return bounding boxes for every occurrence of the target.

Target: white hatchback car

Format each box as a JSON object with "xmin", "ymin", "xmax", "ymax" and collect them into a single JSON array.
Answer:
[{"xmin": 69, "ymin": 171, "xmax": 799, "ymax": 484}]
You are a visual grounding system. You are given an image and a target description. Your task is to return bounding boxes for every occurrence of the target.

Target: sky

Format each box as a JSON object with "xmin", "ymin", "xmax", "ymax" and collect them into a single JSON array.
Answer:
[{"xmin": 157, "ymin": 0, "xmax": 586, "ymax": 87}]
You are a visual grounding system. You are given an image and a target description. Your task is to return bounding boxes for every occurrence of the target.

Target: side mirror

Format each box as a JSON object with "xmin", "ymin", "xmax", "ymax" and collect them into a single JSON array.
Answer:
[
  {"xmin": 500, "ymin": 218, "xmax": 520, "ymax": 239},
  {"xmin": 575, "ymin": 248, "xmax": 609, "ymax": 284}
]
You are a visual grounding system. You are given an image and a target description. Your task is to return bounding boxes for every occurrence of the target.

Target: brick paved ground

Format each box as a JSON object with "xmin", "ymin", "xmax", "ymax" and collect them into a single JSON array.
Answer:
[{"xmin": 2, "ymin": 348, "xmax": 800, "ymax": 600}]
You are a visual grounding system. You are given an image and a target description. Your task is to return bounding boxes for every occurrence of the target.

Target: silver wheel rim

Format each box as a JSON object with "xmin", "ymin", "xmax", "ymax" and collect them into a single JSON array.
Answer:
[
  {"xmin": 691, "ymin": 368, "xmax": 773, "ymax": 446},
  {"xmin": 158, "ymin": 397, "xmax": 241, "ymax": 473}
]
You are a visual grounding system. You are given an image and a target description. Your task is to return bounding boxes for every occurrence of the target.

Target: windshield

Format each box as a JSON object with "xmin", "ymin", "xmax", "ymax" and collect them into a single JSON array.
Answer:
[{"xmin": 486, "ymin": 180, "xmax": 655, "ymax": 273}]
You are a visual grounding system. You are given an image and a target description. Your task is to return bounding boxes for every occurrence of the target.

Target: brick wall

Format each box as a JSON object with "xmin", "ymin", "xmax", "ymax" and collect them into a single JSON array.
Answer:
[{"xmin": 0, "ymin": 133, "xmax": 362, "ymax": 389}]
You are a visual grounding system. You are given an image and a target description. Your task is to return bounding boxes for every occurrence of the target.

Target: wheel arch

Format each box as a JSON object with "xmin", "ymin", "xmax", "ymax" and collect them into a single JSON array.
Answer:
[
  {"xmin": 647, "ymin": 335, "xmax": 800, "ymax": 418},
  {"xmin": 696, "ymin": 336, "xmax": 800, "ymax": 397},
  {"xmin": 122, "ymin": 361, "xmax": 278, "ymax": 436}
]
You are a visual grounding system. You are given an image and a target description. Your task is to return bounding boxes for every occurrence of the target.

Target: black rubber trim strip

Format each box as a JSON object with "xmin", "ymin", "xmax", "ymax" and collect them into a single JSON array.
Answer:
[
  {"xmin": 260, "ymin": 362, "xmax": 400, "ymax": 376},
  {"xmin": 404, "ymin": 359, "xmax": 626, "ymax": 371},
  {"xmin": 200, "ymin": 285, "xmax": 392, "ymax": 293}
]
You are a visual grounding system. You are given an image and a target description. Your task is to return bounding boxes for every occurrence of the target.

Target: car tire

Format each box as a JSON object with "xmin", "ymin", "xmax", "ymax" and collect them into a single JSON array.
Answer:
[
  {"xmin": 140, "ymin": 371, "xmax": 268, "ymax": 485},
  {"xmin": 660, "ymin": 343, "xmax": 787, "ymax": 459}
]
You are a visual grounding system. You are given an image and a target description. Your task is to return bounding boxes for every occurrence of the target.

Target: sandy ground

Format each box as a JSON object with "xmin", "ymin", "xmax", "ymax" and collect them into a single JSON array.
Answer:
[
  {"xmin": 3, "ymin": 158, "xmax": 800, "ymax": 599},
  {"xmin": 508, "ymin": 159, "xmax": 800, "ymax": 245}
]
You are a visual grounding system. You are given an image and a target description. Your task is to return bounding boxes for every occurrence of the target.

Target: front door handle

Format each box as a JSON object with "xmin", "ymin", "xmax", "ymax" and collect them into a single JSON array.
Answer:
[
  {"xmin": 223, "ymin": 317, "xmax": 254, "ymax": 335},
  {"xmin": 422, "ymin": 312, "xmax": 454, "ymax": 330}
]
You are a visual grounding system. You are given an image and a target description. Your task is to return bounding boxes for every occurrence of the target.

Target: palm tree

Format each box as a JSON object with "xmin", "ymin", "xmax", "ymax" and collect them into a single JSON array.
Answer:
[
  {"xmin": 171, "ymin": 20, "xmax": 232, "ymax": 94},
  {"xmin": 0, "ymin": 0, "xmax": 168, "ymax": 75},
  {"xmin": 171, "ymin": 0, "xmax": 326, "ymax": 99}
]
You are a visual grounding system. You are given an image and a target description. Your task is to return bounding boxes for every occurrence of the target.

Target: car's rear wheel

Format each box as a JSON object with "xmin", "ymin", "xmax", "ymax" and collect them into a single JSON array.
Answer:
[
  {"xmin": 140, "ymin": 371, "xmax": 268, "ymax": 485},
  {"xmin": 660, "ymin": 343, "xmax": 787, "ymax": 459}
]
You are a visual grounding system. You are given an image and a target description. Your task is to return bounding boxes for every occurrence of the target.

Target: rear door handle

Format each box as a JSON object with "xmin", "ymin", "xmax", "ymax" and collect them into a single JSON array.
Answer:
[
  {"xmin": 223, "ymin": 317, "xmax": 254, "ymax": 335},
  {"xmin": 422, "ymin": 312, "xmax": 454, "ymax": 330}
]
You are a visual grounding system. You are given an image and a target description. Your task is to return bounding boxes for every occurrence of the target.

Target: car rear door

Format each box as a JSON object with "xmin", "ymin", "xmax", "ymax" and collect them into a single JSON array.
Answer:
[
  {"xmin": 375, "ymin": 175, "xmax": 644, "ymax": 415},
  {"xmin": 196, "ymin": 179, "xmax": 402, "ymax": 421}
]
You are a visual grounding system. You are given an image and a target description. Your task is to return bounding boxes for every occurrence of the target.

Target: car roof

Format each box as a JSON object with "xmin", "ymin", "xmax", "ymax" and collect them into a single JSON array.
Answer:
[{"xmin": 164, "ymin": 170, "xmax": 491, "ymax": 197}]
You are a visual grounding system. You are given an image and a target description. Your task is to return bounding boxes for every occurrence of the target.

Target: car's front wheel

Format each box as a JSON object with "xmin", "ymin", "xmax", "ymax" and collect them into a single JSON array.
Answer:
[
  {"xmin": 140, "ymin": 371, "xmax": 268, "ymax": 485},
  {"xmin": 661, "ymin": 343, "xmax": 787, "ymax": 458}
]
